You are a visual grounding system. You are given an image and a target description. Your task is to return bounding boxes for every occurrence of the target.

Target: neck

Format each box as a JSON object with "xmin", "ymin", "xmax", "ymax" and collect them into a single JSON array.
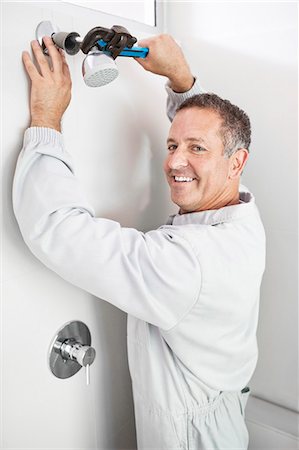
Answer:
[
  {"xmin": 202, "ymin": 183, "xmax": 241, "ymax": 211},
  {"xmin": 225, "ymin": 192, "xmax": 240, "ymax": 206},
  {"xmin": 179, "ymin": 187, "xmax": 240, "ymax": 214}
]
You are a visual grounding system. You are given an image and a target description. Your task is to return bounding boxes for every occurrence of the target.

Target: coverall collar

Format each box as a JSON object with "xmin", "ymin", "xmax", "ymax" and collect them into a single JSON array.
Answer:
[{"xmin": 166, "ymin": 189, "xmax": 255, "ymax": 227}]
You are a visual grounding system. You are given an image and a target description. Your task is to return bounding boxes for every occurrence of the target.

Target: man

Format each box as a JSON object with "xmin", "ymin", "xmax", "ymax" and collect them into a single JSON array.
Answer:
[{"xmin": 13, "ymin": 34, "xmax": 265, "ymax": 449}]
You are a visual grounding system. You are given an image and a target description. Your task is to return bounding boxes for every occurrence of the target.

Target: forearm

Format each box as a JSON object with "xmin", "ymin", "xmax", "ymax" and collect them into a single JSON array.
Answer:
[{"xmin": 168, "ymin": 72, "xmax": 195, "ymax": 93}]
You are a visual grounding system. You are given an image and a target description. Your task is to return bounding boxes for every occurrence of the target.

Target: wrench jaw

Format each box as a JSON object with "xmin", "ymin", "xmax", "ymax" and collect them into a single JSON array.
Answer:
[{"xmin": 80, "ymin": 25, "xmax": 137, "ymax": 59}]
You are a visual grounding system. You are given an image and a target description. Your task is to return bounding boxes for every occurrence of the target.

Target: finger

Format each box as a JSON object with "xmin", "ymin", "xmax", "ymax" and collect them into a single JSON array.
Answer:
[
  {"xmin": 30, "ymin": 40, "xmax": 51, "ymax": 77},
  {"xmin": 59, "ymin": 49, "xmax": 71, "ymax": 78},
  {"xmin": 22, "ymin": 50, "xmax": 41, "ymax": 81},
  {"xmin": 43, "ymin": 36, "xmax": 63, "ymax": 73},
  {"xmin": 62, "ymin": 58, "xmax": 71, "ymax": 78}
]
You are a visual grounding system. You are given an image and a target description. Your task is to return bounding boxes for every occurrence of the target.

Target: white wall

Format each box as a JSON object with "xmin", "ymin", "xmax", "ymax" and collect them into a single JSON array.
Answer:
[
  {"xmin": 164, "ymin": 1, "xmax": 298, "ymax": 447},
  {"xmin": 2, "ymin": 1, "xmax": 172, "ymax": 448}
]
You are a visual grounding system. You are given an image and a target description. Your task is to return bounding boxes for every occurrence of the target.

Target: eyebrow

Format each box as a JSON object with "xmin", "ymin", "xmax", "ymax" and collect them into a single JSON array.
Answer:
[{"xmin": 167, "ymin": 137, "xmax": 209, "ymax": 146}]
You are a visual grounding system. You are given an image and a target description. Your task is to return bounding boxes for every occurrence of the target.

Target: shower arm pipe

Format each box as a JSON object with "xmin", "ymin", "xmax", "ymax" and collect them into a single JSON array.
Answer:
[{"xmin": 45, "ymin": 23, "xmax": 148, "ymax": 59}]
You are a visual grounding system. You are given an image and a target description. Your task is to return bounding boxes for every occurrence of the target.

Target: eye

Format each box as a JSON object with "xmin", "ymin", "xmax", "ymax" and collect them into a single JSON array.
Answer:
[
  {"xmin": 192, "ymin": 146, "xmax": 207, "ymax": 153},
  {"xmin": 167, "ymin": 144, "xmax": 177, "ymax": 152}
]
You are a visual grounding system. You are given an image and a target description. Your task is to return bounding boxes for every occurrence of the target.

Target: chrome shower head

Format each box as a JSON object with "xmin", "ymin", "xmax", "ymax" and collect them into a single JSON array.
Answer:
[{"xmin": 82, "ymin": 50, "xmax": 119, "ymax": 87}]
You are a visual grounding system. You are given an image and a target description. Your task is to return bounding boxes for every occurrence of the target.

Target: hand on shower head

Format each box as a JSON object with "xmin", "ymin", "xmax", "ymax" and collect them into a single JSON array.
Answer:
[
  {"xmin": 22, "ymin": 36, "xmax": 72, "ymax": 132},
  {"xmin": 134, "ymin": 34, "xmax": 194, "ymax": 93}
]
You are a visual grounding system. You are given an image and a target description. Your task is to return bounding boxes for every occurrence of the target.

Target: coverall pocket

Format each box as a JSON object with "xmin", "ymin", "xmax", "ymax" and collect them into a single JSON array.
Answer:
[{"xmin": 133, "ymin": 389, "xmax": 184, "ymax": 450}]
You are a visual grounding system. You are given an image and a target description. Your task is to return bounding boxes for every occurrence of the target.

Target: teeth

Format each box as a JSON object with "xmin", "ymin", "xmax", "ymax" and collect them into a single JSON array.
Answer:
[{"xmin": 174, "ymin": 176, "xmax": 194, "ymax": 182}]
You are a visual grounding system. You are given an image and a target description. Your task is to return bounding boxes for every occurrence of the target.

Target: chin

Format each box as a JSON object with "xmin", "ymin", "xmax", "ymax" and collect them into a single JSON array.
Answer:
[
  {"xmin": 179, "ymin": 207, "xmax": 192, "ymax": 215},
  {"xmin": 173, "ymin": 202, "xmax": 193, "ymax": 214},
  {"xmin": 172, "ymin": 196, "xmax": 200, "ymax": 214}
]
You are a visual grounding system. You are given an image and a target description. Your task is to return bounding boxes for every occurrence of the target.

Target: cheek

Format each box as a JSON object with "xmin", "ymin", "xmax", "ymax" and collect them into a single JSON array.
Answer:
[
  {"xmin": 219, "ymin": 159, "xmax": 231, "ymax": 177},
  {"xmin": 196, "ymin": 159, "xmax": 229, "ymax": 182},
  {"xmin": 213, "ymin": 157, "xmax": 230, "ymax": 173},
  {"xmin": 163, "ymin": 156, "xmax": 170, "ymax": 173}
]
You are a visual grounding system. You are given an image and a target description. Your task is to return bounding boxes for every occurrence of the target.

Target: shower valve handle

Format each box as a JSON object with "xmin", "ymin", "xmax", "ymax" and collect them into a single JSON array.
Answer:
[
  {"xmin": 58, "ymin": 338, "xmax": 96, "ymax": 367},
  {"xmin": 49, "ymin": 321, "xmax": 96, "ymax": 385}
]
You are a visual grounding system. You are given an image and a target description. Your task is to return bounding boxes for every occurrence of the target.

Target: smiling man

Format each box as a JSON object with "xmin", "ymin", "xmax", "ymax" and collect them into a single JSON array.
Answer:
[
  {"xmin": 13, "ymin": 34, "xmax": 265, "ymax": 449},
  {"xmin": 165, "ymin": 102, "xmax": 249, "ymax": 213}
]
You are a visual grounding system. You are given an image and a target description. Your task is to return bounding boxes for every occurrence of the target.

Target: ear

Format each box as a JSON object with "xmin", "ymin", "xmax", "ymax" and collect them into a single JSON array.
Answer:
[{"xmin": 228, "ymin": 148, "xmax": 249, "ymax": 179}]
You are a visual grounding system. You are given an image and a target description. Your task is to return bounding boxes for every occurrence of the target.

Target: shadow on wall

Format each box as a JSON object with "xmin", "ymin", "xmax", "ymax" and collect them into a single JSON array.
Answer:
[
  {"xmin": 90, "ymin": 298, "xmax": 137, "ymax": 449},
  {"xmin": 79, "ymin": 57, "xmax": 175, "ymax": 233},
  {"xmin": 119, "ymin": 61, "xmax": 177, "ymax": 232}
]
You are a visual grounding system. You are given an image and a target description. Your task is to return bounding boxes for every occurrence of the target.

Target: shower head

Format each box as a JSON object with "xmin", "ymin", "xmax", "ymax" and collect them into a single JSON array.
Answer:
[{"xmin": 82, "ymin": 50, "xmax": 119, "ymax": 87}]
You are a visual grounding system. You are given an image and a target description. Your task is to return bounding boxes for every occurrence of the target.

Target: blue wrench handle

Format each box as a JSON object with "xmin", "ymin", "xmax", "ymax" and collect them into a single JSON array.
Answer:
[
  {"xmin": 118, "ymin": 46, "xmax": 149, "ymax": 58},
  {"xmin": 97, "ymin": 39, "xmax": 149, "ymax": 58}
]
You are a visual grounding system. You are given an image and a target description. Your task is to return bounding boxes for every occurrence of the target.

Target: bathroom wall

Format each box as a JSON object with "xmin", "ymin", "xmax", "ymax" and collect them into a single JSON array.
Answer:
[
  {"xmin": 1, "ymin": 1, "xmax": 171, "ymax": 448},
  {"xmin": 164, "ymin": 1, "xmax": 298, "ymax": 448}
]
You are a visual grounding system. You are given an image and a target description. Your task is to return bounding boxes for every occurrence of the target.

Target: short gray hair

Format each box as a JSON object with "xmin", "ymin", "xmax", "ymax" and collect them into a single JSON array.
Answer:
[{"xmin": 176, "ymin": 93, "xmax": 251, "ymax": 158}]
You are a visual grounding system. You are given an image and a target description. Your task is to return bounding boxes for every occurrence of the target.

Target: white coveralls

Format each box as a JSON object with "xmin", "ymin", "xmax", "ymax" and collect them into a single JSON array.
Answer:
[{"xmin": 13, "ymin": 79, "xmax": 266, "ymax": 449}]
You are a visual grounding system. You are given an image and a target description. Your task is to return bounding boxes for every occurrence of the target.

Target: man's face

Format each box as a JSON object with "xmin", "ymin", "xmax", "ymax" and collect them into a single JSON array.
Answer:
[{"xmin": 164, "ymin": 107, "xmax": 234, "ymax": 214}]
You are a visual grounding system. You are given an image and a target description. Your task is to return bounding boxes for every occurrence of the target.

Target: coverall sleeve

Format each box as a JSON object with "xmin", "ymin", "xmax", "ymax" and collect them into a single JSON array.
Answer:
[
  {"xmin": 13, "ymin": 128, "xmax": 201, "ymax": 331},
  {"xmin": 165, "ymin": 77, "xmax": 206, "ymax": 121}
]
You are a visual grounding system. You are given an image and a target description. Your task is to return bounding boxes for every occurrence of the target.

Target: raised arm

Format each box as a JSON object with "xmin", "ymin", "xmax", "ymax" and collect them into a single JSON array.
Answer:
[
  {"xmin": 13, "ymin": 36, "xmax": 200, "ymax": 330},
  {"xmin": 135, "ymin": 34, "xmax": 205, "ymax": 121},
  {"xmin": 135, "ymin": 34, "xmax": 194, "ymax": 93}
]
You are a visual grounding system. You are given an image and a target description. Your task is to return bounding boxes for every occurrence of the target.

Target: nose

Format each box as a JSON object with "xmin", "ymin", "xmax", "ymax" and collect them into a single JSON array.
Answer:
[{"xmin": 167, "ymin": 147, "xmax": 188, "ymax": 170}]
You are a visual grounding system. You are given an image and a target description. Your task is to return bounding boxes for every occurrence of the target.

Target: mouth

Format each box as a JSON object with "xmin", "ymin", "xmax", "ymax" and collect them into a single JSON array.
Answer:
[{"xmin": 172, "ymin": 176, "xmax": 196, "ymax": 183}]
